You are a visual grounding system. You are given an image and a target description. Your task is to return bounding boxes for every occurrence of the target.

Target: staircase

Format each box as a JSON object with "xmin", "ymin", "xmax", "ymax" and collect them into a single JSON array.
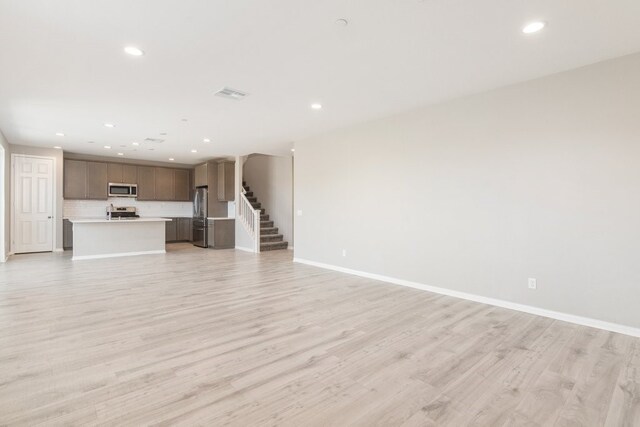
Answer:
[{"xmin": 243, "ymin": 182, "xmax": 288, "ymax": 251}]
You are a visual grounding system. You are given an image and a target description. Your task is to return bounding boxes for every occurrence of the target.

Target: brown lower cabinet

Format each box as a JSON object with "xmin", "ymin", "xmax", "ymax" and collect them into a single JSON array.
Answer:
[
  {"xmin": 165, "ymin": 219, "xmax": 177, "ymax": 242},
  {"xmin": 207, "ymin": 219, "xmax": 235, "ymax": 249},
  {"xmin": 177, "ymin": 218, "xmax": 191, "ymax": 241},
  {"xmin": 63, "ymin": 219, "xmax": 73, "ymax": 249},
  {"xmin": 166, "ymin": 218, "xmax": 192, "ymax": 243}
]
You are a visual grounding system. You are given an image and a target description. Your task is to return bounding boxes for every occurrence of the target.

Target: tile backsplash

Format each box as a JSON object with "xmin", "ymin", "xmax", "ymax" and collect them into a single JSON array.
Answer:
[{"xmin": 64, "ymin": 198, "xmax": 193, "ymax": 218}]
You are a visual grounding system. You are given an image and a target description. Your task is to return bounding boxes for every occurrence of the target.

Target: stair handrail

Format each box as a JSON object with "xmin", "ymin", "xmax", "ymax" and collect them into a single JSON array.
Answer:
[{"xmin": 239, "ymin": 186, "xmax": 261, "ymax": 253}]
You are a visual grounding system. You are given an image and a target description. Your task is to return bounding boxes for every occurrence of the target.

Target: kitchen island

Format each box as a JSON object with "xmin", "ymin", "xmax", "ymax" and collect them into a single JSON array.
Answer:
[{"xmin": 68, "ymin": 217, "xmax": 172, "ymax": 261}]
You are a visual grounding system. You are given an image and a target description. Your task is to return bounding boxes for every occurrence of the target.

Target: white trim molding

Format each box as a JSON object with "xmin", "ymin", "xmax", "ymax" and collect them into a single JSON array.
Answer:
[
  {"xmin": 293, "ymin": 257, "xmax": 640, "ymax": 338},
  {"xmin": 235, "ymin": 246, "xmax": 255, "ymax": 253},
  {"xmin": 72, "ymin": 250, "xmax": 166, "ymax": 261}
]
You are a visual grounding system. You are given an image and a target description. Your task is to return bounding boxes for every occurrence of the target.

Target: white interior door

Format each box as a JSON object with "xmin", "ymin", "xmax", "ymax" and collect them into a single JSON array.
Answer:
[{"xmin": 13, "ymin": 155, "xmax": 54, "ymax": 253}]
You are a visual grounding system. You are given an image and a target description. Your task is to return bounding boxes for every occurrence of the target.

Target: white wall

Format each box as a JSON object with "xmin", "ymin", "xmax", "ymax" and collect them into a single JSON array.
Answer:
[
  {"xmin": 0, "ymin": 130, "xmax": 8, "ymax": 261},
  {"xmin": 295, "ymin": 52, "xmax": 640, "ymax": 330},
  {"xmin": 243, "ymin": 154, "xmax": 294, "ymax": 247}
]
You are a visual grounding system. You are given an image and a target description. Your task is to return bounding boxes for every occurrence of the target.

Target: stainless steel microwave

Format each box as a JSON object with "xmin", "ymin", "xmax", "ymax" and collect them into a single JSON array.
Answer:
[{"xmin": 108, "ymin": 183, "xmax": 137, "ymax": 198}]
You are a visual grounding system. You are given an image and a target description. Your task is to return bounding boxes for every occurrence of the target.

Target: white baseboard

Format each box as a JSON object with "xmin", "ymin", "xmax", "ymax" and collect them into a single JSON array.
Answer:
[
  {"xmin": 287, "ymin": 246, "xmax": 294, "ymax": 251},
  {"xmin": 72, "ymin": 250, "xmax": 166, "ymax": 261},
  {"xmin": 293, "ymin": 257, "xmax": 640, "ymax": 338},
  {"xmin": 235, "ymin": 246, "xmax": 255, "ymax": 253},
  {"xmin": 54, "ymin": 248, "xmax": 64, "ymax": 253}
]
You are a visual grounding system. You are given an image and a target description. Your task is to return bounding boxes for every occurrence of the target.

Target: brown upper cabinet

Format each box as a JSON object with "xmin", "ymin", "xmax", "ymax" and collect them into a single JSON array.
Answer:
[
  {"xmin": 64, "ymin": 159, "xmax": 108, "ymax": 200},
  {"xmin": 64, "ymin": 159, "xmax": 87, "ymax": 199},
  {"xmin": 108, "ymin": 163, "xmax": 137, "ymax": 184},
  {"xmin": 155, "ymin": 167, "xmax": 175, "ymax": 201},
  {"xmin": 193, "ymin": 160, "xmax": 235, "ymax": 216},
  {"xmin": 217, "ymin": 161, "xmax": 235, "ymax": 201},
  {"xmin": 65, "ymin": 158, "xmax": 193, "ymax": 202},
  {"xmin": 174, "ymin": 169, "xmax": 190, "ymax": 201},
  {"xmin": 86, "ymin": 162, "xmax": 108, "ymax": 199},
  {"xmin": 139, "ymin": 166, "xmax": 191, "ymax": 201},
  {"xmin": 194, "ymin": 163, "xmax": 207, "ymax": 188},
  {"xmin": 137, "ymin": 166, "xmax": 156, "ymax": 201}
]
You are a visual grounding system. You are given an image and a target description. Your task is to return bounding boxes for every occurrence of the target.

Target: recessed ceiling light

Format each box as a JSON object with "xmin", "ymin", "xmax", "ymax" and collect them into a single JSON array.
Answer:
[
  {"xmin": 55, "ymin": 132, "xmax": 65, "ymax": 137},
  {"xmin": 132, "ymin": 142, "xmax": 139, "ymax": 146},
  {"xmin": 117, "ymin": 152, "xmax": 124, "ymax": 156},
  {"xmin": 203, "ymin": 138, "xmax": 210, "ymax": 143},
  {"xmin": 53, "ymin": 146, "xmax": 62, "ymax": 149},
  {"xmin": 291, "ymin": 148, "xmax": 295, "ymax": 152},
  {"xmin": 124, "ymin": 46, "xmax": 144, "ymax": 56},
  {"xmin": 104, "ymin": 145, "xmax": 111, "ymax": 149},
  {"xmin": 104, "ymin": 123, "xmax": 115, "ymax": 128},
  {"xmin": 522, "ymin": 21, "xmax": 546, "ymax": 34},
  {"xmin": 169, "ymin": 158, "xmax": 175, "ymax": 161},
  {"xmin": 191, "ymin": 149, "xmax": 197, "ymax": 153},
  {"xmin": 311, "ymin": 103, "xmax": 322, "ymax": 110},
  {"xmin": 335, "ymin": 18, "xmax": 348, "ymax": 26},
  {"xmin": 87, "ymin": 141, "xmax": 95, "ymax": 144}
]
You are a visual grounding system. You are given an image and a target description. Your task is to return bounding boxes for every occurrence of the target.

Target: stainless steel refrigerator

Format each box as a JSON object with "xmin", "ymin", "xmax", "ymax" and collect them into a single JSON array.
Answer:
[{"xmin": 193, "ymin": 187, "xmax": 208, "ymax": 247}]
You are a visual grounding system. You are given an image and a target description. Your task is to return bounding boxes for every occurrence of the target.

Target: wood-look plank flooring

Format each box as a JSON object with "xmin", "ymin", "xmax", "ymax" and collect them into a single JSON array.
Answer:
[{"xmin": 0, "ymin": 243, "xmax": 639, "ymax": 426}]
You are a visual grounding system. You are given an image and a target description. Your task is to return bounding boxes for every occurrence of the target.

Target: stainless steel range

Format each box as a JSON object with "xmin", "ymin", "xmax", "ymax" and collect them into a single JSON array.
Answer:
[{"xmin": 106, "ymin": 206, "xmax": 140, "ymax": 220}]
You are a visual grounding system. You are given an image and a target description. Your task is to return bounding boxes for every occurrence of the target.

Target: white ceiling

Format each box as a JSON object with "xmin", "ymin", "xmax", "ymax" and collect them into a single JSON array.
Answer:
[{"xmin": 1, "ymin": 0, "xmax": 640, "ymax": 164}]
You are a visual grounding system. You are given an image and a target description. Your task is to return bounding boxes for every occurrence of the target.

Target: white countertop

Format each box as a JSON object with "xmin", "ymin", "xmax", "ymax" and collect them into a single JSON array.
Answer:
[{"xmin": 68, "ymin": 217, "xmax": 172, "ymax": 223}]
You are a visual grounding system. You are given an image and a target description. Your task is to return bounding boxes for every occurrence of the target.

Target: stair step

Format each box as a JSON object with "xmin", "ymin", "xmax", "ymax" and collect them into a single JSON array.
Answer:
[
  {"xmin": 243, "ymin": 186, "xmax": 250, "ymax": 192},
  {"xmin": 260, "ymin": 241, "xmax": 288, "ymax": 251},
  {"xmin": 260, "ymin": 227, "xmax": 278, "ymax": 235},
  {"xmin": 247, "ymin": 196, "xmax": 257, "ymax": 203},
  {"xmin": 260, "ymin": 220, "xmax": 274, "ymax": 227},
  {"xmin": 260, "ymin": 208, "xmax": 265, "ymax": 214},
  {"xmin": 260, "ymin": 234, "xmax": 283, "ymax": 242},
  {"xmin": 260, "ymin": 214, "xmax": 269, "ymax": 221},
  {"xmin": 250, "ymin": 202, "xmax": 261, "ymax": 209},
  {"xmin": 245, "ymin": 191, "xmax": 253, "ymax": 197}
]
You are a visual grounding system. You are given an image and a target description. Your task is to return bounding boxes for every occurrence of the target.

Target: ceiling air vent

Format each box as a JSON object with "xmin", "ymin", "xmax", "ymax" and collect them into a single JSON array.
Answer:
[
  {"xmin": 144, "ymin": 138, "xmax": 164, "ymax": 143},
  {"xmin": 214, "ymin": 87, "xmax": 248, "ymax": 100}
]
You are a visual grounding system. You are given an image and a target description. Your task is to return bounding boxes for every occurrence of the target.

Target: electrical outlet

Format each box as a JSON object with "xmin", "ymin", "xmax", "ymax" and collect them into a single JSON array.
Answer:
[
  {"xmin": 342, "ymin": 249, "xmax": 347, "ymax": 257},
  {"xmin": 528, "ymin": 278, "xmax": 537, "ymax": 290}
]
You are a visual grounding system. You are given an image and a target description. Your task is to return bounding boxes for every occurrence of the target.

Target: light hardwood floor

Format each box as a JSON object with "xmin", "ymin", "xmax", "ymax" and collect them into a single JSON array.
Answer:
[{"xmin": 0, "ymin": 244, "xmax": 639, "ymax": 426}]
